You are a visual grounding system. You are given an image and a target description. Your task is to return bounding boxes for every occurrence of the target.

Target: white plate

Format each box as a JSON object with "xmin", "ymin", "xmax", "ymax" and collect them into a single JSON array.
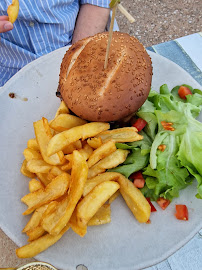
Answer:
[{"xmin": 0, "ymin": 47, "xmax": 202, "ymax": 270}]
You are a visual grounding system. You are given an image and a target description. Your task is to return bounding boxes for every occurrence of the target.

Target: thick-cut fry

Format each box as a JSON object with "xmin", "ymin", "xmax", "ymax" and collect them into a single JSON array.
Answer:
[
  {"xmin": 63, "ymin": 144, "xmax": 93, "ymax": 171},
  {"xmin": 36, "ymin": 173, "xmax": 51, "ymax": 186},
  {"xmin": 87, "ymin": 137, "xmax": 102, "ymax": 149},
  {"xmin": 27, "ymin": 138, "xmax": 39, "ymax": 151},
  {"xmin": 69, "ymin": 211, "xmax": 87, "ymax": 237},
  {"xmin": 16, "ymin": 225, "xmax": 69, "ymax": 258},
  {"xmin": 83, "ymin": 172, "xmax": 120, "ymax": 196},
  {"xmin": 26, "ymin": 159, "xmax": 52, "ymax": 174},
  {"xmin": 87, "ymin": 140, "xmax": 116, "ymax": 168},
  {"xmin": 88, "ymin": 204, "xmax": 111, "ymax": 226},
  {"xmin": 27, "ymin": 226, "xmax": 46, "ymax": 242},
  {"xmin": 21, "ymin": 173, "xmax": 70, "ymax": 215},
  {"xmin": 22, "ymin": 204, "xmax": 48, "ymax": 233},
  {"xmin": 23, "ymin": 148, "xmax": 42, "ymax": 162},
  {"xmin": 78, "ymin": 143, "xmax": 93, "ymax": 160},
  {"xmin": 63, "ymin": 140, "xmax": 82, "ymax": 154},
  {"xmin": 55, "ymin": 101, "xmax": 69, "ymax": 118},
  {"xmin": 108, "ymin": 190, "xmax": 120, "ymax": 204},
  {"xmin": 83, "ymin": 172, "xmax": 151, "ymax": 223},
  {"xmin": 20, "ymin": 160, "xmax": 36, "ymax": 178},
  {"xmin": 41, "ymin": 194, "xmax": 69, "ymax": 234},
  {"xmin": 50, "ymin": 114, "xmax": 87, "ymax": 132},
  {"xmin": 46, "ymin": 166, "xmax": 64, "ymax": 182},
  {"xmin": 60, "ymin": 162, "xmax": 72, "ymax": 172},
  {"xmin": 29, "ymin": 179, "xmax": 44, "ymax": 193},
  {"xmin": 88, "ymin": 149, "xmax": 129, "ymax": 178},
  {"xmin": 7, "ymin": 0, "xmax": 19, "ymax": 24},
  {"xmin": 34, "ymin": 119, "xmax": 65, "ymax": 165},
  {"xmin": 42, "ymin": 150, "xmax": 88, "ymax": 235},
  {"xmin": 47, "ymin": 122, "xmax": 110, "ymax": 156},
  {"xmin": 117, "ymin": 174, "xmax": 151, "ymax": 223},
  {"xmin": 95, "ymin": 127, "xmax": 143, "ymax": 143},
  {"xmin": 76, "ymin": 181, "xmax": 120, "ymax": 227}
]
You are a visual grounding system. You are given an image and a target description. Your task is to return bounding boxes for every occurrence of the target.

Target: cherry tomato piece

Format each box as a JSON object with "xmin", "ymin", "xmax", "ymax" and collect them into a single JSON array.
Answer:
[
  {"xmin": 157, "ymin": 197, "xmax": 170, "ymax": 210},
  {"xmin": 178, "ymin": 86, "xmax": 192, "ymax": 99},
  {"xmin": 146, "ymin": 198, "xmax": 157, "ymax": 212},
  {"xmin": 175, "ymin": 204, "xmax": 188, "ymax": 220},
  {"xmin": 133, "ymin": 178, "xmax": 145, "ymax": 188},
  {"xmin": 132, "ymin": 118, "xmax": 147, "ymax": 131}
]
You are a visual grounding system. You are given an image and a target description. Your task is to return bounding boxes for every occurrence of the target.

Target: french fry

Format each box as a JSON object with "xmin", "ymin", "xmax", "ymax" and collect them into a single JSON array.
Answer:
[
  {"xmin": 29, "ymin": 179, "xmax": 44, "ymax": 193},
  {"xmin": 42, "ymin": 150, "xmax": 88, "ymax": 235},
  {"xmin": 76, "ymin": 181, "xmax": 120, "ymax": 227},
  {"xmin": 7, "ymin": 0, "xmax": 19, "ymax": 24},
  {"xmin": 20, "ymin": 160, "xmax": 36, "ymax": 178},
  {"xmin": 63, "ymin": 144, "xmax": 93, "ymax": 171},
  {"xmin": 21, "ymin": 173, "xmax": 70, "ymax": 215},
  {"xmin": 36, "ymin": 173, "xmax": 51, "ymax": 186},
  {"xmin": 88, "ymin": 204, "xmax": 111, "ymax": 226},
  {"xmin": 60, "ymin": 162, "xmax": 72, "ymax": 172},
  {"xmin": 26, "ymin": 226, "xmax": 46, "ymax": 242},
  {"xmin": 87, "ymin": 140, "xmax": 116, "ymax": 168},
  {"xmin": 54, "ymin": 101, "xmax": 69, "ymax": 118},
  {"xmin": 41, "ymin": 194, "xmax": 69, "ymax": 234},
  {"xmin": 84, "ymin": 172, "xmax": 151, "ymax": 223},
  {"xmin": 47, "ymin": 122, "xmax": 110, "ymax": 156},
  {"xmin": 16, "ymin": 225, "xmax": 70, "ymax": 258},
  {"xmin": 23, "ymin": 148, "xmax": 42, "ymax": 162},
  {"xmin": 78, "ymin": 143, "xmax": 93, "ymax": 160},
  {"xmin": 117, "ymin": 174, "xmax": 151, "ymax": 223},
  {"xmin": 108, "ymin": 190, "xmax": 120, "ymax": 204},
  {"xmin": 87, "ymin": 137, "xmax": 102, "ymax": 149},
  {"xmin": 34, "ymin": 119, "xmax": 65, "ymax": 166},
  {"xmin": 22, "ymin": 204, "xmax": 49, "ymax": 233},
  {"xmin": 26, "ymin": 159, "xmax": 52, "ymax": 174},
  {"xmin": 95, "ymin": 127, "xmax": 143, "ymax": 143},
  {"xmin": 83, "ymin": 172, "xmax": 120, "ymax": 196},
  {"xmin": 27, "ymin": 138, "xmax": 39, "ymax": 151},
  {"xmin": 69, "ymin": 210, "xmax": 87, "ymax": 237},
  {"xmin": 46, "ymin": 166, "xmax": 64, "ymax": 182},
  {"xmin": 88, "ymin": 149, "xmax": 129, "ymax": 178},
  {"xmin": 50, "ymin": 114, "xmax": 87, "ymax": 132},
  {"xmin": 50, "ymin": 166, "xmax": 64, "ymax": 176},
  {"xmin": 63, "ymin": 140, "xmax": 82, "ymax": 154}
]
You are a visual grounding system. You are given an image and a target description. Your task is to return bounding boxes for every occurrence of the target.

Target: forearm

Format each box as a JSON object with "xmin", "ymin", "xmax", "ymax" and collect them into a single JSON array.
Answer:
[{"xmin": 72, "ymin": 4, "xmax": 110, "ymax": 44}]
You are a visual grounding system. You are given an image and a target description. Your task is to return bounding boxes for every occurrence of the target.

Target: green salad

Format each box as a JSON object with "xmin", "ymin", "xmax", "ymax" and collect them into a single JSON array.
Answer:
[{"xmin": 110, "ymin": 84, "xmax": 202, "ymax": 202}]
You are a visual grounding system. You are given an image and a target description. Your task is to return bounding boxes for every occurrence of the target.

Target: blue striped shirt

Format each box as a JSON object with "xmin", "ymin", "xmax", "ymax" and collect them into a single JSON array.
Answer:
[{"xmin": 0, "ymin": 0, "xmax": 110, "ymax": 86}]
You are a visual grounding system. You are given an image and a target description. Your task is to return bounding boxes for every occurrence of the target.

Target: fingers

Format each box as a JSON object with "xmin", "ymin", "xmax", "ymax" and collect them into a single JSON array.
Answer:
[
  {"xmin": 0, "ymin": 16, "xmax": 9, "ymax": 21},
  {"xmin": 0, "ymin": 21, "xmax": 13, "ymax": 33}
]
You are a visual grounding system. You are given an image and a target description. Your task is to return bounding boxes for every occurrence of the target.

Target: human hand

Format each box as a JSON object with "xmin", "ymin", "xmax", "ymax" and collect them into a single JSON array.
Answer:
[{"xmin": 0, "ymin": 16, "xmax": 13, "ymax": 33}]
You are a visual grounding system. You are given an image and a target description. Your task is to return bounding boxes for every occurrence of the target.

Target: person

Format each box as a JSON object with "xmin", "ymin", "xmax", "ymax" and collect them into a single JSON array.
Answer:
[{"xmin": 0, "ymin": 1, "xmax": 110, "ymax": 87}]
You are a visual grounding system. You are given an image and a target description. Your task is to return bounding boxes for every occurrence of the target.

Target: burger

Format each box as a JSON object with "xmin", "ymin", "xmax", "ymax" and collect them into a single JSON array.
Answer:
[{"xmin": 59, "ymin": 32, "xmax": 152, "ymax": 122}]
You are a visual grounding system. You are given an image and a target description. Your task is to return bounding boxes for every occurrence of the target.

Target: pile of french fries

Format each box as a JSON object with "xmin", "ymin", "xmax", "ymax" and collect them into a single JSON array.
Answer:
[{"xmin": 16, "ymin": 101, "xmax": 151, "ymax": 258}]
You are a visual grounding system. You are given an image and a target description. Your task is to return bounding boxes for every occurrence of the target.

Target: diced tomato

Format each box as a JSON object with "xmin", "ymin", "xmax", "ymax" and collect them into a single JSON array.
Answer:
[
  {"xmin": 130, "ymin": 171, "xmax": 144, "ymax": 180},
  {"xmin": 133, "ymin": 178, "xmax": 145, "ymax": 188},
  {"xmin": 178, "ymin": 86, "xmax": 192, "ymax": 99},
  {"xmin": 157, "ymin": 197, "xmax": 170, "ymax": 210},
  {"xmin": 132, "ymin": 118, "xmax": 147, "ymax": 131},
  {"xmin": 146, "ymin": 198, "xmax": 157, "ymax": 212},
  {"xmin": 146, "ymin": 219, "xmax": 151, "ymax": 224},
  {"xmin": 175, "ymin": 205, "xmax": 188, "ymax": 221}
]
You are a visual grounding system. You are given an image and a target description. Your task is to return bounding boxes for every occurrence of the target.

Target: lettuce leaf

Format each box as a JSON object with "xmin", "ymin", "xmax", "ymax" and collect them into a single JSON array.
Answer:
[{"xmin": 112, "ymin": 84, "xmax": 202, "ymax": 201}]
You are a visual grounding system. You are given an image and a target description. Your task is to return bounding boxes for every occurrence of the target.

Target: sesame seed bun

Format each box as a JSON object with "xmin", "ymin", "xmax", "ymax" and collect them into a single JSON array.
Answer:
[{"xmin": 59, "ymin": 32, "xmax": 152, "ymax": 122}]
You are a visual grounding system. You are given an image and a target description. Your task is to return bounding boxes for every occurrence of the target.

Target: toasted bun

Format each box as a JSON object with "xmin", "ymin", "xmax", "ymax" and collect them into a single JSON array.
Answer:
[{"xmin": 59, "ymin": 32, "xmax": 152, "ymax": 122}]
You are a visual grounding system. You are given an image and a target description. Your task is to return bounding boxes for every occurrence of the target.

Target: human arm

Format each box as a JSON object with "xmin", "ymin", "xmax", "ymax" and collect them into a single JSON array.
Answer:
[
  {"xmin": 0, "ymin": 16, "xmax": 13, "ymax": 33},
  {"xmin": 72, "ymin": 3, "xmax": 110, "ymax": 44}
]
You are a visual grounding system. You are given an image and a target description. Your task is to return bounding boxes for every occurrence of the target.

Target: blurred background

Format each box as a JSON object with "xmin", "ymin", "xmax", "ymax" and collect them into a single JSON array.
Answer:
[{"xmin": 116, "ymin": 0, "xmax": 202, "ymax": 47}]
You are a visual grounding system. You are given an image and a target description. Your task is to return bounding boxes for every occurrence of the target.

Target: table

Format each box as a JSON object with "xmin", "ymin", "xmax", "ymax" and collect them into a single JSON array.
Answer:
[{"xmin": 0, "ymin": 32, "xmax": 202, "ymax": 270}]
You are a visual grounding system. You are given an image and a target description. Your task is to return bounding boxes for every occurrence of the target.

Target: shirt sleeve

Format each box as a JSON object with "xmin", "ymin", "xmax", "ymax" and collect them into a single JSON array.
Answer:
[{"xmin": 80, "ymin": 0, "xmax": 110, "ymax": 8}]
